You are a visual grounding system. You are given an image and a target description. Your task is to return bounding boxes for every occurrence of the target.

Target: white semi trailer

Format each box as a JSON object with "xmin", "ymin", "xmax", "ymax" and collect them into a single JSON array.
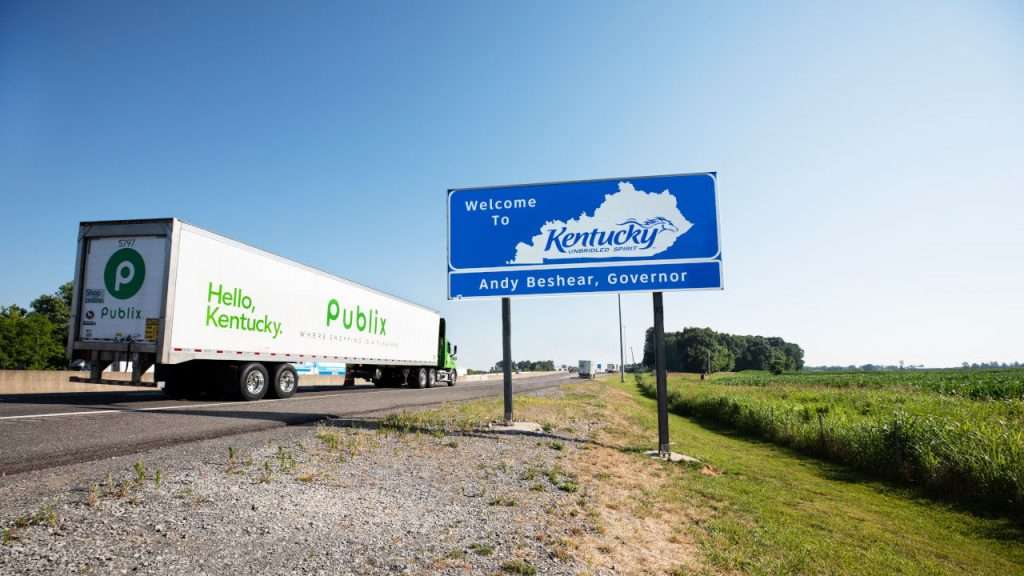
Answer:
[
  {"xmin": 67, "ymin": 219, "xmax": 458, "ymax": 400},
  {"xmin": 578, "ymin": 360, "xmax": 594, "ymax": 379}
]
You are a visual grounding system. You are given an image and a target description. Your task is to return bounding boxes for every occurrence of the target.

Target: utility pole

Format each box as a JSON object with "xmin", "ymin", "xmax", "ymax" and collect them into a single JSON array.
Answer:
[{"xmin": 618, "ymin": 294, "xmax": 625, "ymax": 383}]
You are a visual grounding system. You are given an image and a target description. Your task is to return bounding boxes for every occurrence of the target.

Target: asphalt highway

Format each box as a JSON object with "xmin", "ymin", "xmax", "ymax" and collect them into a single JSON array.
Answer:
[{"xmin": 0, "ymin": 373, "xmax": 573, "ymax": 476}]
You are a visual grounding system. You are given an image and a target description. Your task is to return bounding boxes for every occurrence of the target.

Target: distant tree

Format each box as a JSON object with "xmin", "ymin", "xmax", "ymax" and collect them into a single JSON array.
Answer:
[
  {"xmin": 782, "ymin": 342, "xmax": 804, "ymax": 371},
  {"xmin": 30, "ymin": 282, "xmax": 72, "ymax": 329},
  {"xmin": 641, "ymin": 327, "xmax": 655, "ymax": 368},
  {"xmin": 1, "ymin": 304, "xmax": 28, "ymax": 319},
  {"xmin": 31, "ymin": 281, "xmax": 72, "ymax": 360},
  {"xmin": 494, "ymin": 359, "xmax": 555, "ymax": 372},
  {"xmin": 677, "ymin": 328, "xmax": 733, "ymax": 372},
  {"xmin": 768, "ymin": 350, "xmax": 787, "ymax": 375},
  {"xmin": 642, "ymin": 326, "xmax": 802, "ymax": 373},
  {"xmin": 740, "ymin": 337, "xmax": 773, "ymax": 371},
  {"xmin": 0, "ymin": 282, "xmax": 73, "ymax": 370},
  {"xmin": 0, "ymin": 309, "xmax": 62, "ymax": 369}
]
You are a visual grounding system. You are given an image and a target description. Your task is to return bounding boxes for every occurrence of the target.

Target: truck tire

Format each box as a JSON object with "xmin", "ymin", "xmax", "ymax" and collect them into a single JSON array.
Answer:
[
  {"xmin": 447, "ymin": 370, "xmax": 457, "ymax": 387},
  {"xmin": 427, "ymin": 368, "xmax": 436, "ymax": 388},
  {"xmin": 268, "ymin": 363, "xmax": 298, "ymax": 399},
  {"xmin": 409, "ymin": 367, "xmax": 427, "ymax": 388},
  {"xmin": 238, "ymin": 362, "xmax": 269, "ymax": 401},
  {"xmin": 372, "ymin": 370, "xmax": 395, "ymax": 387}
]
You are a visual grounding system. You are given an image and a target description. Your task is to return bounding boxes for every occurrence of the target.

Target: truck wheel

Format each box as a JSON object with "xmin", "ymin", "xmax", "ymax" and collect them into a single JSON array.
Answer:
[
  {"xmin": 269, "ymin": 364, "xmax": 298, "ymax": 399},
  {"xmin": 409, "ymin": 367, "xmax": 427, "ymax": 388},
  {"xmin": 448, "ymin": 370, "xmax": 457, "ymax": 387},
  {"xmin": 427, "ymin": 368, "xmax": 436, "ymax": 388},
  {"xmin": 238, "ymin": 362, "xmax": 269, "ymax": 401}
]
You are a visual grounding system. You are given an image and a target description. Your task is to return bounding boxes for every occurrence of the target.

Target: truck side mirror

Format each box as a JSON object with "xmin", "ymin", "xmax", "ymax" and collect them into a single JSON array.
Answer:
[{"xmin": 454, "ymin": 345, "xmax": 458, "ymax": 356}]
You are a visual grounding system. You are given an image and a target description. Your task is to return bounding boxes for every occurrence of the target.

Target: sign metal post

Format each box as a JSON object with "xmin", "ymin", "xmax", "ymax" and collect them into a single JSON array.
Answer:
[
  {"xmin": 502, "ymin": 296, "xmax": 513, "ymax": 423},
  {"xmin": 653, "ymin": 291, "xmax": 669, "ymax": 455},
  {"xmin": 618, "ymin": 294, "xmax": 625, "ymax": 383}
]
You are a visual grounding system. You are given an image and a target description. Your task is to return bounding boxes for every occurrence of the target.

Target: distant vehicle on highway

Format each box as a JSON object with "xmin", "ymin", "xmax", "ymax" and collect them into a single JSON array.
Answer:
[
  {"xmin": 67, "ymin": 219, "xmax": 458, "ymax": 400},
  {"xmin": 606, "ymin": 363, "xmax": 618, "ymax": 373},
  {"xmin": 578, "ymin": 360, "xmax": 595, "ymax": 379}
]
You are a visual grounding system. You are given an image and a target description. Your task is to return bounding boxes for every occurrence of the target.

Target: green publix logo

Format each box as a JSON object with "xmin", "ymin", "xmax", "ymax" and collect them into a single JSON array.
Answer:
[
  {"xmin": 326, "ymin": 299, "xmax": 387, "ymax": 335},
  {"xmin": 205, "ymin": 283, "xmax": 282, "ymax": 339},
  {"xmin": 100, "ymin": 248, "xmax": 146, "ymax": 319}
]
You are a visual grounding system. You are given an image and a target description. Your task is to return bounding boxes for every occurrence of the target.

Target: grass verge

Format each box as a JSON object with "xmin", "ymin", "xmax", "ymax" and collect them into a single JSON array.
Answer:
[{"xmin": 415, "ymin": 376, "xmax": 1024, "ymax": 575}]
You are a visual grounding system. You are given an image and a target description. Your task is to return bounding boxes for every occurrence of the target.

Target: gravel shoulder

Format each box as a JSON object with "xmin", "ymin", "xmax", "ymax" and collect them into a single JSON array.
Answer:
[
  {"xmin": 0, "ymin": 392, "xmax": 595, "ymax": 575},
  {"xmin": 1, "ymin": 379, "xmax": 705, "ymax": 576}
]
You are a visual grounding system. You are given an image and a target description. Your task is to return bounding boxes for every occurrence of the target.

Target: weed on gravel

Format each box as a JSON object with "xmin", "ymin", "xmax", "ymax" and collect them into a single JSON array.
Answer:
[
  {"xmin": 488, "ymin": 496, "xmax": 517, "ymax": 507},
  {"xmin": 258, "ymin": 460, "xmax": 273, "ymax": 483},
  {"xmin": 501, "ymin": 558, "xmax": 537, "ymax": 575},
  {"xmin": 468, "ymin": 542, "xmax": 495, "ymax": 556},
  {"xmin": 545, "ymin": 465, "xmax": 579, "ymax": 493},
  {"xmin": 275, "ymin": 446, "xmax": 296, "ymax": 472}
]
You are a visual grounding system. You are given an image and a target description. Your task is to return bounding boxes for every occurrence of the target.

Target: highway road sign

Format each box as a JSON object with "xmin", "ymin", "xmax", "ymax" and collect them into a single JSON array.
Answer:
[{"xmin": 447, "ymin": 172, "xmax": 722, "ymax": 299}]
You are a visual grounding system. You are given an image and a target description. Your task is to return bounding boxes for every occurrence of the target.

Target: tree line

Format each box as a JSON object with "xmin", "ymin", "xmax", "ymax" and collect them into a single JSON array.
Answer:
[
  {"xmin": 1, "ymin": 282, "xmax": 73, "ymax": 370},
  {"xmin": 491, "ymin": 360, "xmax": 556, "ymax": 373},
  {"xmin": 642, "ymin": 326, "xmax": 804, "ymax": 374}
]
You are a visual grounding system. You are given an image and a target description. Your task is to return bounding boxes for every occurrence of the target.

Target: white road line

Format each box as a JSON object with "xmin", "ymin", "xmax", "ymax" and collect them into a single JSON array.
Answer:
[
  {"xmin": 0, "ymin": 376, "xmax": 560, "ymax": 422},
  {"xmin": 0, "ymin": 390, "xmax": 353, "ymax": 421}
]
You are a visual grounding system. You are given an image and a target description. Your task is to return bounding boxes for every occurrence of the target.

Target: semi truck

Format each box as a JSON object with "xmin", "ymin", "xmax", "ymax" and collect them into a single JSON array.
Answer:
[
  {"xmin": 67, "ymin": 219, "xmax": 458, "ymax": 400},
  {"xmin": 578, "ymin": 360, "xmax": 594, "ymax": 379}
]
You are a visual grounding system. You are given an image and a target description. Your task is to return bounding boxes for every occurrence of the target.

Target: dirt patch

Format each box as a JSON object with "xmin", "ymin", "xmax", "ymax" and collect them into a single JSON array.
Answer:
[
  {"xmin": 570, "ymin": 446, "xmax": 701, "ymax": 575},
  {"xmin": 562, "ymin": 376, "xmax": 725, "ymax": 576}
]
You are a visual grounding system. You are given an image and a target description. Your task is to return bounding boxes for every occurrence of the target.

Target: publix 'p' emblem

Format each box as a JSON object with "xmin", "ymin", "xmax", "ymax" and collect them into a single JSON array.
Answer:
[{"xmin": 104, "ymin": 248, "xmax": 146, "ymax": 299}]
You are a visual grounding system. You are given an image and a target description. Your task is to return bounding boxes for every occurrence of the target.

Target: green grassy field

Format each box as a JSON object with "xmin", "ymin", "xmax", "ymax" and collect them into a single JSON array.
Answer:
[
  {"xmin": 637, "ymin": 369, "xmax": 1024, "ymax": 518},
  {"xmin": 713, "ymin": 369, "xmax": 1024, "ymax": 400}
]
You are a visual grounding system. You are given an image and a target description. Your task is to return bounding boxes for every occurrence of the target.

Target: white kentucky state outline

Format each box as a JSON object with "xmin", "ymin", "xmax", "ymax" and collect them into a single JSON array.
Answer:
[{"xmin": 510, "ymin": 181, "xmax": 693, "ymax": 264}]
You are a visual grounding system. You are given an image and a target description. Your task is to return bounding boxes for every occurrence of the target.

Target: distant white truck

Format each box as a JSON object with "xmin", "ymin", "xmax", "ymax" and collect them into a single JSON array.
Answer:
[
  {"xmin": 67, "ymin": 219, "xmax": 458, "ymax": 400},
  {"xmin": 578, "ymin": 360, "xmax": 595, "ymax": 379}
]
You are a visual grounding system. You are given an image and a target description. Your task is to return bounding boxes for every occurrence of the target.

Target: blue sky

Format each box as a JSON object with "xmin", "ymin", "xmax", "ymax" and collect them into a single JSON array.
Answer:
[{"xmin": 1, "ymin": 1, "xmax": 1021, "ymax": 370}]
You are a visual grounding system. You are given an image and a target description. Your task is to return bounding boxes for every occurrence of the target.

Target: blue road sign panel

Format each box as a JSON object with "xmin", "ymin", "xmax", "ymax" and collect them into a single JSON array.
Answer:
[{"xmin": 447, "ymin": 172, "xmax": 722, "ymax": 299}]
